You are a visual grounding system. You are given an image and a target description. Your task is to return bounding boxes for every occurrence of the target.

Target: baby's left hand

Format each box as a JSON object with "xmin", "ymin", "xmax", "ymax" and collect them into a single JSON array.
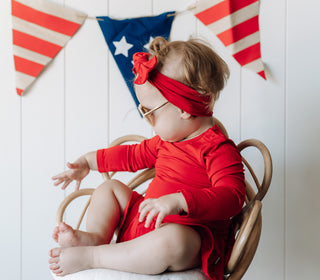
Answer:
[{"xmin": 138, "ymin": 193, "xmax": 187, "ymax": 229}]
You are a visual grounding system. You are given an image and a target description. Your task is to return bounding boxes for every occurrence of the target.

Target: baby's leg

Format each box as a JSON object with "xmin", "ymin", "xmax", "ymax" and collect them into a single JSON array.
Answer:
[
  {"xmin": 49, "ymin": 223, "xmax": 201, "ymax": 276},
  {"xmin": 53, "ymin": 179, "xmax": 132, "ymax": 247},
  {"xmin": 85, "ymin": 179, "xmax": 132, "ymax": 244}
]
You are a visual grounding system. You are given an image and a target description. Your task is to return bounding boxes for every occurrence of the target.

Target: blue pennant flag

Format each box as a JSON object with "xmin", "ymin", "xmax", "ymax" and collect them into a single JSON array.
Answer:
[{"xmin": 97, "ymin": 12, "xmax": 175, "ymax": 107}]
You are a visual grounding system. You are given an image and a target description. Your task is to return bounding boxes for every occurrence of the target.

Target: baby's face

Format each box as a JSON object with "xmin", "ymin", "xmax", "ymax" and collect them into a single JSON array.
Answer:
[{"xmin": 135, "ymin": 82, "xmax": 191, "ymax": 142}]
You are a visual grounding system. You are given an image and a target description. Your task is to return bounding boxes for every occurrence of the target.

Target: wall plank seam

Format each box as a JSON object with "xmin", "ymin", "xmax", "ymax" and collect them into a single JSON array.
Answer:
[
  {"xmin": 19, "ymin": 97, "xmax": 22, "ymax": 280},
  {"xmin": 284, "ymin": 0, "xmax": 288, "ymax": 279}
]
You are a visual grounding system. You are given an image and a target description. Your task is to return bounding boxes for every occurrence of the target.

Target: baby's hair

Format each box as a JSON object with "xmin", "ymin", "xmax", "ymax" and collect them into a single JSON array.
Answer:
[{"xmin": 149, "ymin": 37, "xmax": 230, "ymax": 101}]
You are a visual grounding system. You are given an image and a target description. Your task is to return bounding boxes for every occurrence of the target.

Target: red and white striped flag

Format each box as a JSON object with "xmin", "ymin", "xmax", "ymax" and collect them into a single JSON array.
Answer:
[
  {"xmin": 11, "ymin": 0, "xmax": 87, "ymax": 96},
  {"xmin": 192, "ymin": 0, "xmax": 266, "ymax": 79}
]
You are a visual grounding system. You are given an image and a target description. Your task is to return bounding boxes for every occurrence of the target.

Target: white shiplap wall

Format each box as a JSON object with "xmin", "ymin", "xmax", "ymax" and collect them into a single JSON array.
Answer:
[{"xmin": 0, "ymin": 0, "xmax": 319, "ymax": 279}]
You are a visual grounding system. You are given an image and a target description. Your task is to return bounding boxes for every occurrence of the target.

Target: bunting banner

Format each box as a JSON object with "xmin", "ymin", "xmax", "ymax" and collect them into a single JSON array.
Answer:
[
  {"xmin": 192, "ymin": 0, "xmax": 266, "ymax": 79},
  {"xmin": 11, "ymin": 0, "xmax": 87, "ymax": 96},
  {"xmin": 97, "ymin": 12, "xmax": 175, "ymax": 107}
]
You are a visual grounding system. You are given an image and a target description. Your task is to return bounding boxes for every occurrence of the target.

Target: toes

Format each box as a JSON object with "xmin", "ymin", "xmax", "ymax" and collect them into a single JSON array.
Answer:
[
  {"xmin": 49, "ymin": 263, "xmax": 60, "ymax": 270},
  {"xmin": 53, "ymin": 226, "xmax": 59, "ymax": 234},
  {"xmin": 48, "ymin": 257, "xmax": 59, "ymax": 264},
  {"xmin": 53, "ymin": 268, "xmax": 64, "ymax": 276},
  {"xmin": 49, "ymin": 258, "xmax": 63, "ymax": 275},
  {"xmin": 52, "ymin": 226, "xmax": 59, "ymax": 241},
  {"xmin": 59, "ymin": 222, "xmax": 73, "ymax": 233},
  {"xmin": 55, "ymin": 271, "xmax": 65, "ymax": 276},
  {"xmin": 49, "ymin": 247, "xmax": 62, "ymax": 258}
]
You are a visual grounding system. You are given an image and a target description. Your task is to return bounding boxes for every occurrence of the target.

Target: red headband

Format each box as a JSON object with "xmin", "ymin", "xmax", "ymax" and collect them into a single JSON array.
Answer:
[{"xmin": 132, "ymin": 52, "xmax": 213, "ymax": 117}]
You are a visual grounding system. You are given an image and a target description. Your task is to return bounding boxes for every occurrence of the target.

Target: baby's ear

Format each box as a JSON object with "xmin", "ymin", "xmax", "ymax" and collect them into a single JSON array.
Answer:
[{"xmin": 180, "ymin": 110, "xmax": 192, "ymax": 120}]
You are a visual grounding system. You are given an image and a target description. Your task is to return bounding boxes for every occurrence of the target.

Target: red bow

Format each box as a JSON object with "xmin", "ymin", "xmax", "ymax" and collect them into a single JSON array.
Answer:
[
  {"xmin": 132, "ymin": 52, "xmax": 213, "ymax": 117},
  {"xmin": 132, "ymin": 52, "xmax": 157, "ymax": 84}
]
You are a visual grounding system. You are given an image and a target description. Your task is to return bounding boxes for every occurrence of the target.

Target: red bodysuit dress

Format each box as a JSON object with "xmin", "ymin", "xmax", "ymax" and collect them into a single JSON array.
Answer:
[{"xmin": 97, "ymin": 125, "xmax": 246, "ymax": 280}]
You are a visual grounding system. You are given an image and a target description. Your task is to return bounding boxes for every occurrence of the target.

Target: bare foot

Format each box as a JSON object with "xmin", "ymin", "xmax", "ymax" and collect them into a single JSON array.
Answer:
[
  {"xmin": 52, "ymin": 222, "xmax": 106, "ymax": 247},
  {"xmin": 49, "ymin": 246, "xmax": 93, "ymax": 276},
  {"xmin": 52, "ymin": 222, "xmax": 83, "ymax": 247}
]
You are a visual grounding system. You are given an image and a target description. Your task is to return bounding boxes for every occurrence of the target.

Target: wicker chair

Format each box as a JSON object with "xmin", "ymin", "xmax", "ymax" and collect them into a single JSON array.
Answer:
[{"xmin": 54, "ymin": 117, "xmax": 272, "ymax": 280}]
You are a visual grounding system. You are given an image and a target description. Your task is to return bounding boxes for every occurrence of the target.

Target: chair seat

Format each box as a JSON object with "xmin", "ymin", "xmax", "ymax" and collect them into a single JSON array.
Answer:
[{"xmin": 51, "ymin": 267, "xmax": 209, "ymax": 280}]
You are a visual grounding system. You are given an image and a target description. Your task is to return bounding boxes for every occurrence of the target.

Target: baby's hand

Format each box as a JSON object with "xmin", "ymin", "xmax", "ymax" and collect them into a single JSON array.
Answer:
[
  {"xmin": 52, "ymin": 159, "xmax": 89, "ymax": 190},
  {"xmin": 138, "ymin": 193, "xmax": 187, "ymax": 229}
]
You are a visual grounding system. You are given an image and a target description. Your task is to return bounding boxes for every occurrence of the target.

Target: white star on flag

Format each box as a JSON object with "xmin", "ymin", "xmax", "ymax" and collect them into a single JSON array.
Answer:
[
  {"xmin": 97, "ymin": 12, "xmax": 175, "ymax": 107},
  {"xmin": 144, "ymin": 36, "xmax": 154, "ymax": 50},
  {"xmin": 113, "ymin": 36, "xmax": 133, "ymax": 57}
]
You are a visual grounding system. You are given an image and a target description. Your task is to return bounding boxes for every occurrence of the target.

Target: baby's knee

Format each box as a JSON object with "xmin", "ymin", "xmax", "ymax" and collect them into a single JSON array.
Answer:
[
  {"xmin": 94, "ymin": 179, "xmax": 132, "ymax": 211},
  {"xmin": 95, "ymin": 179, "xmax": 124, "ymax": 193}
]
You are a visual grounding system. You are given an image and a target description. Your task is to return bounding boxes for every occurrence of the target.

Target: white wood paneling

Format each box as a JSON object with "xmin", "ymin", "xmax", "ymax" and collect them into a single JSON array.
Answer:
[
  {"xmin": 154, "ymin": 0, "xmax": 197, "ymax": 41},
  {"xmin": 20, "ymin": 29, "xmax": 66, "ymax": 280},
  {"xmin": 20, "ymin": 67, "xmax": 65, "ymax": 278},
  {"xmin": 241, "ymin": 0, "xmax": 286, "ymax": 279},
  {"xmin": 1, "ymin": 0, "xmax": 320, "ymax": 279},
  {"xmin": 18, "ymin": 2, "xmax": 65, "ymax": 279},
  {"xmin": 286, "ymin": 0, "xmax": 320, "ymax": 279},
  {"xmin": 64, "ymin": 0, "xmax": 109, "ymax": 196},
  {"xmin": 0, "ymin": 1, "xmax": 21, "ymax": 279}
]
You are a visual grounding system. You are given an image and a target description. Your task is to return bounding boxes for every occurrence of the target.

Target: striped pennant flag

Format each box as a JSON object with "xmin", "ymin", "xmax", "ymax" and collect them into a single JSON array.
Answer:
[
  {"xmin": 11, "ymin": 0, "xmax": 87, "ymax": 96},
  {"xmin": 192, "ymin": 0, "xmax": 266, "ymax": 79}
]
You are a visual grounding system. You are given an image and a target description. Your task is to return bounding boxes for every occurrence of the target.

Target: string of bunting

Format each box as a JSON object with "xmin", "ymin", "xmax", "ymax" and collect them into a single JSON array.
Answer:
[{"xmin": 11, "ymin": 0, "xmax": 266, "ymax": 99}]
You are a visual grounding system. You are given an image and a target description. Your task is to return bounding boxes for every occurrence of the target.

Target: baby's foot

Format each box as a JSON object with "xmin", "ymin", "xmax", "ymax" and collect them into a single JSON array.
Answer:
[
  {"xmin": 49, "ymin": 246, "xmax": 93, "ymax": 276},
  {"xmin": 52, "ymin": 223, "xmax": 82, "ymax": 247},
  {"xmin": 52, "ymin": 222, "xmax": 107, "ymax": 247}
]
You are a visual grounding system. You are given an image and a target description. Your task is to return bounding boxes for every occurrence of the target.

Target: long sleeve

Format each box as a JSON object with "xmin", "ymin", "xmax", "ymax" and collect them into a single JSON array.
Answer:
[
  {"xmin": 180, "ymin": 140, "xmax": 246, "ymax": 221},
  {"xmin": 96, "ymin": 136, "xmax": 160, "ymax": 173}
]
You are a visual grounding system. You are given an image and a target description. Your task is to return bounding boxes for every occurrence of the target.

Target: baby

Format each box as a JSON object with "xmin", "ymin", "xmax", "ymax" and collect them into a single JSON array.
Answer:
[{"xmin": 49, "ymin": 37, "xmax": 245, "ymax": 280}]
